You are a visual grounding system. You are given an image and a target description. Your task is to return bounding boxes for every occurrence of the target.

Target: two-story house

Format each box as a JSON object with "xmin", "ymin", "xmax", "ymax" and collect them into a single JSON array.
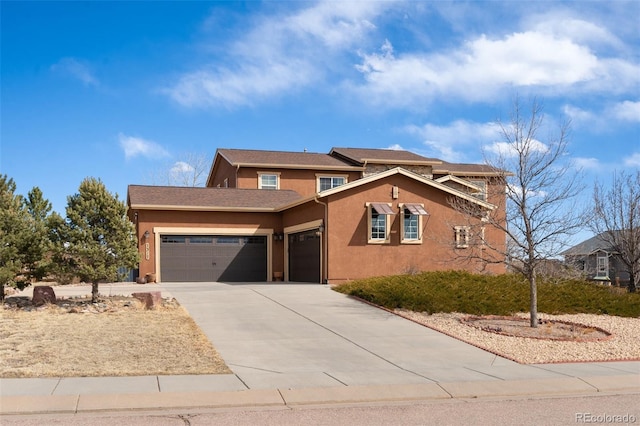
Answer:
[{"xmin": 127, "ymin": 147, "xmax": 507, "ymax": 284}]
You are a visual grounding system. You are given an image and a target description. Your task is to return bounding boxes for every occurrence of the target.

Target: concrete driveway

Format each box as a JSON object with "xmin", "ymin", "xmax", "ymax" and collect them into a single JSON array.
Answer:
[{"xmin": 159, "ymin": 282, "xmax": 602, "ymax": 390}]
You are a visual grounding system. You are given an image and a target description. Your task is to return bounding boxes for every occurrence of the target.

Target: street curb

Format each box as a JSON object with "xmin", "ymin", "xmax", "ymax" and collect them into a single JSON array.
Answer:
[{"xmin": 2, "ymin": 377, "xmax": 639, "ymax": 416}]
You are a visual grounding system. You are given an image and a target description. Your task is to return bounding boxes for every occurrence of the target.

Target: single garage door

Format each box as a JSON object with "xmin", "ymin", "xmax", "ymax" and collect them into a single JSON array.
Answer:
[
  {"xmin": 160, "ymin": 235, "xmax": 267, "ymax": 282},
  {"xmin": 288, "ymin": 229, "xmax": 321, "ymax": 283}
]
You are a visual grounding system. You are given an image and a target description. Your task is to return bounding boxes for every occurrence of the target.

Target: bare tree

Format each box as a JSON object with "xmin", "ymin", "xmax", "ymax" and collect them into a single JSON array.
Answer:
[
  {"xmin": 147, "ymin": 152, "xmax": 211, "ymax": 187},
  {"xmin": 452, "ymin": 97, "xmax": 585, "ymax": 327},
  {"xmin": 590, "ymin": 171, "xmax": 640, "ymax": 292}
]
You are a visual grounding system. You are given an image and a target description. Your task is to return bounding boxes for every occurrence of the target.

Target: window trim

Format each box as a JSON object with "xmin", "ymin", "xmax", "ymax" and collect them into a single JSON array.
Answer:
[
  {"xmin": 366, "ymin": 202, "xmax": 393, "ymax": 244},
  {"xmin": 258, "ymin": 172, "xmax": 280, "ymax": 190},
  {"xmin": 316, "ymin": 174, "xmax": 348, "ymax": 192},
  {"xmin": 596, "ymin": 252, "xmax": 609, "ymax": 278},
  {"xmin": 400, "ymin": 203, "xmax": 428, "ymax": 244},
  {"xmin": 454, "ymin": 226, "xmax": 470, "ymax": 249}
]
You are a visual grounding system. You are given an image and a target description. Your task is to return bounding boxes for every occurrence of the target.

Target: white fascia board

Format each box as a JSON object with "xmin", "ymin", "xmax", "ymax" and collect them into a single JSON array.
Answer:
[
  {"xmin": 277, "ymin": 167, "xmax": 496, "ymax": 211},
  {"xmin": 435, "ymin": 174, "xmax": 484, "ymax": 191}
]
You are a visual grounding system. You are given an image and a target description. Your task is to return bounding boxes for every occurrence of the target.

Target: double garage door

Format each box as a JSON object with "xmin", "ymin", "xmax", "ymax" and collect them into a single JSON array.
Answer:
[{"xmin": 160, "ymin": 235, "xmax": 267, "ymax": 282}]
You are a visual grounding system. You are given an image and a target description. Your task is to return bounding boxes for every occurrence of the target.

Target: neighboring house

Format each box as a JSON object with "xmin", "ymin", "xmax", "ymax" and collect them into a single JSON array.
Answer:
[
  {"xmin": 127, "ymin": 147, "xmax": 507, "ymax": 284},
  {"xmin": 561, "ymin": 232, "xmax": 631, "ymax": 286}
]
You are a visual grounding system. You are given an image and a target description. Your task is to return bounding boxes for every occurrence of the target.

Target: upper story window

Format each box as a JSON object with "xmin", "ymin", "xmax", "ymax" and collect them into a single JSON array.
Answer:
[
  {"xmin": 258, "ymin": 172, "xmax": 279, "ymax": 190},
  {"xmin": 401, "ymin": 203, "xmax": 428, "ymax": 243},
  {"xmin": 317, "ymin": 175, "xmax": 347, "ymax": 192},
  {"xmin": 454, "ymin": 226, "xmax": 470, "ymax": 248},
  {"xmin": 367, "ymin": 202, "xmax": 393, "ymax": 244}
]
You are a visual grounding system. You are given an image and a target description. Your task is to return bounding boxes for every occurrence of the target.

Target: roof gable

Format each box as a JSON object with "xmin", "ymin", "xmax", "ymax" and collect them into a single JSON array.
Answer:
[
  {"xmin": 435, "ymin": 174, "xmax": 484, "ymax": 190},
  {"xmin": 280, "ymin": 167, "xmax": 496, "ymax": 211}
]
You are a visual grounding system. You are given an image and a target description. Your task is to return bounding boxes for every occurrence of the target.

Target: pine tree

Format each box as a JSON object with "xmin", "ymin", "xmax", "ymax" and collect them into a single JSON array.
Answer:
[
  {"xmin": 0, "ymin": 175, "xmax": 31, "ymax": 300},
  {"xmin": 63, "ymin": 177, "xmax": 139, "ymax": 302},
  {"xmin": 21, "ymin": 187, "xmax": 53, "ymax": 282}
]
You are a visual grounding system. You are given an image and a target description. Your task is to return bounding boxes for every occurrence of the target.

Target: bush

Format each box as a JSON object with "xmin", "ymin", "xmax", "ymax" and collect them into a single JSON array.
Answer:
[{"xmin": 333, "ymin": 271, "xmax": 640, "ymax": 317}]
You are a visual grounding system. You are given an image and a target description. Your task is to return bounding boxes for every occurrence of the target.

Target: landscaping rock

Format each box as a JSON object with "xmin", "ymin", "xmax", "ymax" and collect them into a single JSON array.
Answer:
[
  {"xmin": 32, "ymin": 286, "xmax": 56, "ymax": 306},
  {"xmin": 132, "ymin": 291, "xmax": 162, "ymax": 309}
]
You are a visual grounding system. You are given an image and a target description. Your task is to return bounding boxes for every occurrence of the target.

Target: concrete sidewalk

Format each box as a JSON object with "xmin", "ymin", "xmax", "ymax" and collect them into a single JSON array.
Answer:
[{"xmin": 1, "ymin": 282, "xmax": 639, "ymax": 415}]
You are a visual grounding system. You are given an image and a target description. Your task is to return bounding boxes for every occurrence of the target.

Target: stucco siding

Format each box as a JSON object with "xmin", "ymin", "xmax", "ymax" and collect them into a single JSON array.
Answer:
[
  {"xmin": 132, "ymin": 209, "xmax": 282, "ymax": 281},
  {"xmin": 236, "ymin": 167, "xmax": 361, "ymax": 196},
  {"xmin": 324, "ymin": 174, "xmax": 505, "ymax": 283},
  {"xmin": 208, "ymin": 157, "xmax": 238, "ymax": 188}
]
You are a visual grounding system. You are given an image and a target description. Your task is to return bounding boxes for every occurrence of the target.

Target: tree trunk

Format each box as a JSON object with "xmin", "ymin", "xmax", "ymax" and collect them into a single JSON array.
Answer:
[
  {"xmin": 529, "ymin": 274, "xmax": 538, "ymax": 328},
  {"xmin": 629, "ymin": 272, "xmax": 637, "ymax": 293},
  {"xmin": 0, "ymin": 285, "xmax": 4, "ymax": 303},
  {"xmin": 91, "ymin": 281, "xmax": 99, "ymax": 303}
]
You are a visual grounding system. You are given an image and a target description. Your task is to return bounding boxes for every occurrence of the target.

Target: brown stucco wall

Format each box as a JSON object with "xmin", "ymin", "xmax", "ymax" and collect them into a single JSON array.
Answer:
[
  {"xmin": 129, "ymin": 172, "xmax": 507, "ymax": 284},
  {"xmin": 324, "ymin": 174, "xmax": 506, "ymax": 283},
  {"xmin": 207, "ymin": 157, "xmax": 238, "ymax": 188},
  {"xmin": 131, "ymin": 209, "xmax": 284, "ymax": 281},
  {"xmin": 236, "ymin": 167, "xmax": 361, "ymax": 197}
]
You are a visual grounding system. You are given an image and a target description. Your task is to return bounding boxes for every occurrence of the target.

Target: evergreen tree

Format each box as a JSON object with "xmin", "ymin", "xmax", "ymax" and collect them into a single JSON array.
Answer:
[
  {"xmin": 21, "ymin": 187, "xmax": 53, "ymax": 281},
  {"xmin": 0, "ymin": 175, "xmax": 30, "ymax": 300},
  {"xmin": 63, "ymin": 177, "xmax": 138, "ymax": 302}
]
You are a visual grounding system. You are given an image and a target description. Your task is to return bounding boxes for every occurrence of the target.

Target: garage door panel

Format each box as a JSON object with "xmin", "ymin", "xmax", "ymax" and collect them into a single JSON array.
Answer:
[
  {"xmin": 160, "ymin": 235, "xmax": 267, "ymax": 282},
  {"xmin": 289, "ymin": 230, "xmax": 320, "ymax": 283}
]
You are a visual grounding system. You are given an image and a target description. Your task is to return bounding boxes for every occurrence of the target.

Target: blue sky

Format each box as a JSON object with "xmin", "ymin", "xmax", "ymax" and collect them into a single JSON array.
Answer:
[{"xmin": 1, "ymin": 1, "xmax": 639, "ymax": 242}]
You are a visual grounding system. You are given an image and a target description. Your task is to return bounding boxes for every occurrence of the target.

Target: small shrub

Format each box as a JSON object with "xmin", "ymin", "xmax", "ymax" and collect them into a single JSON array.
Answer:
[{"xmin": 333, "ymin": 271, "xmax": 640, "ymax": 317}]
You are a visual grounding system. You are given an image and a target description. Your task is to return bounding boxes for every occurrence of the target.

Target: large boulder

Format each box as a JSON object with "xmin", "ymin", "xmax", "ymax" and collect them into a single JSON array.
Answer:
[
  {"xmin": 32, "ymin": 286, "xmax": 56, "ymax": 306},
  {"xmin": 132, "ymin": 292, "xmax": 162, "ymax": 309}
]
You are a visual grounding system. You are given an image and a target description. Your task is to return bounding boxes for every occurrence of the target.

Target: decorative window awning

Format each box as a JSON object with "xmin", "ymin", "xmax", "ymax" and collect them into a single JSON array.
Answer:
[
  {"xmin": 404, "ymin": 203, "xmax": 429, "ymax": 215},
  {"xmin": 371, "ymin": 203, "xmax": 394, "ymax": 215}
]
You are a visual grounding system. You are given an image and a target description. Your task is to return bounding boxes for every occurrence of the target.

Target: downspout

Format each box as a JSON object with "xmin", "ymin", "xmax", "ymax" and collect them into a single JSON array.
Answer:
[
  {"xmin": 235, "ymin": 164, "xmax": 240, "ymax": 187},
  {"xmin": 314, "ymin": 196, "xmax": 329, "ymax": 284}
]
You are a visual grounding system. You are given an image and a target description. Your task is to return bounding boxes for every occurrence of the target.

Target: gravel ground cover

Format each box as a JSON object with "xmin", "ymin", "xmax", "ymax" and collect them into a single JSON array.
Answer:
[{"xmin": 397, "ymin": 310, "xmax": 640, "ymax": 364}]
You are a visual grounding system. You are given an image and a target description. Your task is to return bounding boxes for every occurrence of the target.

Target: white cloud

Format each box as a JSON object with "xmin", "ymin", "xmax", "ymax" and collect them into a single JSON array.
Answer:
[
  {"xmin": 624, "ymin": 152, "xmax": 640, "ymax": 167},
  {"xmin": 353, "ymin": 27, "xmax": 638, "ymax": 107},
  {"xmin": 484, "ymin": 139, "xmax": 549, "ymax": 158},
  {"xmin": 563, "ymin": 100, "xmax": 640, "ymax": 132},
  {"xmin": 610, "ymin": 101, "xmax": 640, "ymax": 123},
  {"xmin": 562, "ymin": 105, "xmax": 596, "ymax": 124},
  {"xmin": 573, "ymin": 157, "xmax": 601, "ymax": 170},
  {"xmin": 387, "ymin": 144, "xmax": 404, "ymax": 151},
  {"xmin": 404, "ymin": 120, "xmax": 501, "ymax": 162},
  {"xmin": 532, "ymin": 17, "xmax": 623, "ymax": 50},
  {"xmin": 50, "ymin": 57, "xmax": 99, "ymax": 86},
  {"xmin": 165, "ymin": 1, "xmax": 388, "ymax": 108},
  {"xmin": 118, "ymin": 133, "xmax": 170, "ymax": 160},
  {"xmin": 170, "ymin": 161, "xmax": 195, "ymax": 174}
]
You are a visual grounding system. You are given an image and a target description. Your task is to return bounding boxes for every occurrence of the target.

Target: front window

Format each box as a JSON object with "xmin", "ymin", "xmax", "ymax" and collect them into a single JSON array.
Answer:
[
  {"xmin": 401, "ymin": 204, "xmax": 428, "ymax": 243},
  {"xmin": 371, "ymin": 211, "xmax": 387, "ymax": 240},
  {"xmin": 403, "ymin": 209, "xmax": 419, "ymax": 240},
  {"xmin": 318, "ymin": 176, "xmax": 346, "ymax": 192},
  {"xmin": 258, "ymin": 173, "xmax": 279, "ymax": 190},
  {"xmin": 596, "ymin": 253, "xmax": 609, "ymax": 278},
  {"xmin": 367, "ymin": 203, "xmax": 393, "ymax": 243}
]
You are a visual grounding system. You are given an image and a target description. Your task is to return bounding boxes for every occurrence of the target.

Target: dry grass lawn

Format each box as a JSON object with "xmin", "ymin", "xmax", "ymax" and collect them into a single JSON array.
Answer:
[{"xmin": 0, "ymin": 296, "xmax": 231, "ymax": 378}]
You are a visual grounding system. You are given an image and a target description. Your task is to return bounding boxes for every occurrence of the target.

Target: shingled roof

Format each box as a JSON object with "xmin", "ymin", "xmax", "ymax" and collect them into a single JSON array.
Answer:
[
  {"xmin": 561, "ymin": 232, "xmax": 621, "ymax": 256},
  {"xmin": 330, "ymin": 147, "xmax": 441, "ymax": 166},
  {"xmin": 216, "ymin": 148, "xmax": 362, "ymax": 170},
  {"xmin": 128, "ymin": 185, "xmax": 302, "ymax": 211}
]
